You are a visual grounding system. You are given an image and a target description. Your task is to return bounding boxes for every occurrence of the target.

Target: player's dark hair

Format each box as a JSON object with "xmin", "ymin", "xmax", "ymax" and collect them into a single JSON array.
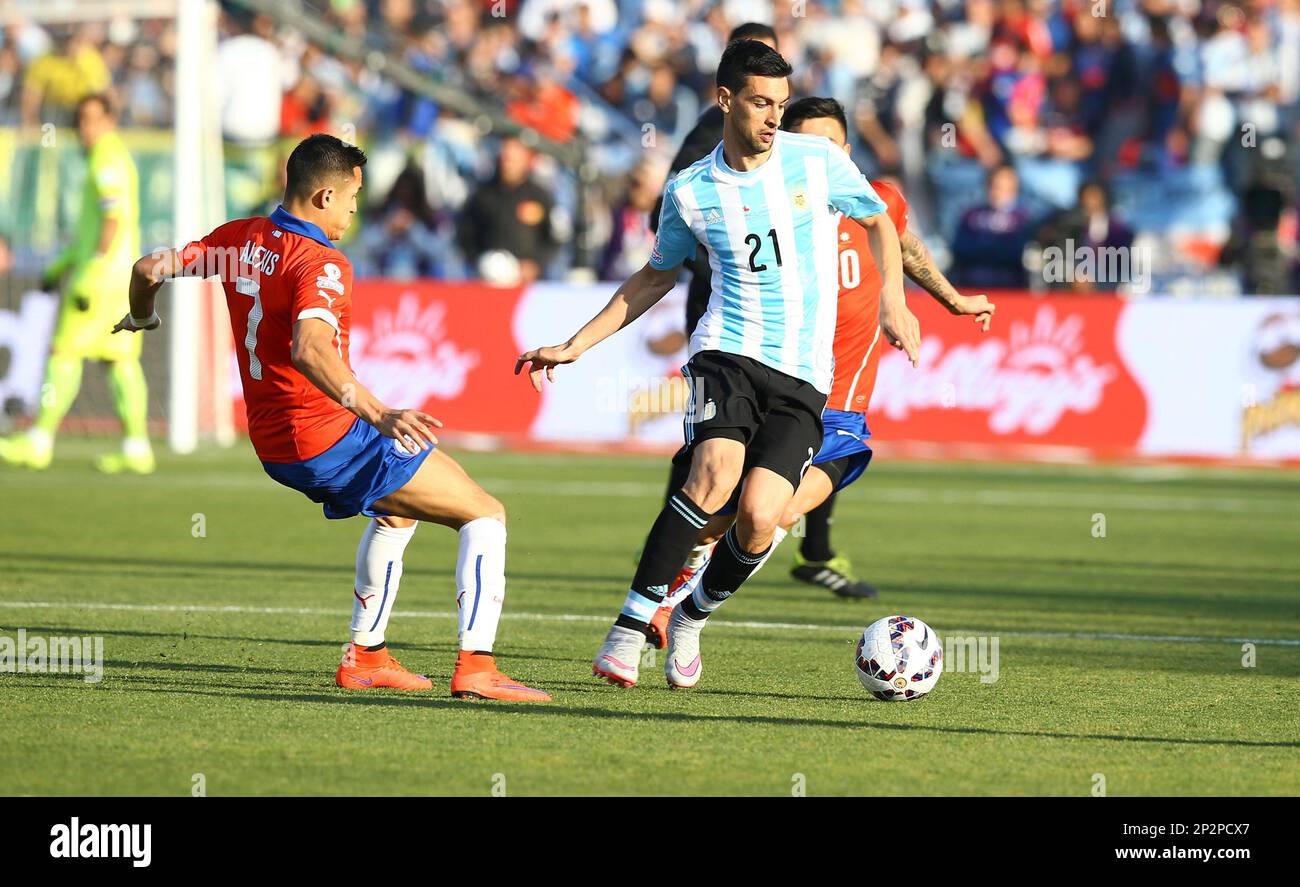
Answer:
[
  {"xmin": 727, "ymin": 22, "xmax": 778, "ymax": 48},
  {"xmin": 716, "ymin": 39, "xmax": 792, "ymax": 94},
  {"xmin": 781, "ymin": 96, "xmax": 848, "ymax": 137},
  {"xmin": 284, "ymin": 134, "xmax": 367, "ymax": 201},
  {"xmin": 75, "ymin": 93, "xmax": 115, "ymax": 119}
]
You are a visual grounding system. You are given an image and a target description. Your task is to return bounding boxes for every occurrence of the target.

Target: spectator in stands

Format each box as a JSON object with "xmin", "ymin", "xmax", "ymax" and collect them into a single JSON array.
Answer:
[
  {"xmin": 630, "ymin": 64, "xmax": 696, "ymax": 146},
  {"xmin": 853, "ymin": 38, "xmax": 905, "ymax": 177},
  {"xmin": 950, "ymin": 164, "xmax": 1035, "ymax": 289},
  {"xmin": 20, "ymin": 26, "xmax": 110, "ymax": 126},
  {"xmin": 280, "ymin": 71, "xmax": 333, "ymax": 138},
  {"xmin": 354, "ymin": 161, "xmax": 446, "ymax": 280},
  {"xmin": 506, "ymin": 64, "xmax": 580, "ymax": 143},
  {"xmin": 1034, "ymin": 180, "xmax": 1135, "ymax": 293},
  {"xmin": 1221, "ymin": 150, "xmax": 1296, "ymax": 295},
  {"xmin": 216, "ymin": 13, "xmax": 282, "ymax": 147},
  {"xmin": 565, "ymin": 2, "xmax": 620, "ymax": 86},
  {"xmin": 118, "ymin": 45, "xmax": 168, "ymax": 127},
  {"xmin": 599, "ymin": 157, "xmax": 666, "ymax": 281},
  {"xmin": 457, "ymin": 136, "xmax": 558, "ymax": 284}
]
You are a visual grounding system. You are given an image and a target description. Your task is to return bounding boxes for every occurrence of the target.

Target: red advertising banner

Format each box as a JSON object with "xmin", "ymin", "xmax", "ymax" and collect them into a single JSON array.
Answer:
[
  {"xmin": 222, "ymin": 282, "xmax": 1299, "ymax": 464},
  {"xmin": 869, "ymin": 292, "xmax": 1147, "ymax": 450}
]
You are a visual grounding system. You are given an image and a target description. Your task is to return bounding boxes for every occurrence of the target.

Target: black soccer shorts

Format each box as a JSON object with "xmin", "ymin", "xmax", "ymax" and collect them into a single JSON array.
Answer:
[{"xmin": 676, "ymin": 350, "xmax": 827, "ymax": 490}]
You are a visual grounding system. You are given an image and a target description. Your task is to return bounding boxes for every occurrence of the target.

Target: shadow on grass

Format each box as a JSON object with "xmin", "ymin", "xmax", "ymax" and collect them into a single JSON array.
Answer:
[
  {"xmin": 8, "ymin": 625, "xmax": 591, "ymax": 670},
  {"xmin": 16, "ymin": 676, "xmax": 1293, "ymax": 751}
]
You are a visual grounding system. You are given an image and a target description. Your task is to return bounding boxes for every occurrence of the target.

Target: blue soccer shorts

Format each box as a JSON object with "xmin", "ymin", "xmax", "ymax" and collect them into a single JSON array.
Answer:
[{"xmin": 260, "ymin": 417, "xmax": 434, "ymax": 520}]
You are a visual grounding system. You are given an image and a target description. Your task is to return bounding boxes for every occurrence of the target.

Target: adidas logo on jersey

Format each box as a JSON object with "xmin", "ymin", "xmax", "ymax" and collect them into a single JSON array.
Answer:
[{"xmin": 704, "ymin": 208, "xmax": 723, "ymax": 226}]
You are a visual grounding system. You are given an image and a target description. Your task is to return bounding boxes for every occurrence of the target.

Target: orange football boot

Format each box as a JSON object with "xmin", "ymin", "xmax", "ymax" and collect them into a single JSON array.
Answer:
[
  {"xmin": 450, "ymin": 651, "xmax": 552, "ymax": 702},
  {"xmin": 336, "ymin": 643, "xmax": 434, "ymax": 690},
  {"xmin": 646, "ymin": 564, "xmax": 696, "ymax": 649}
]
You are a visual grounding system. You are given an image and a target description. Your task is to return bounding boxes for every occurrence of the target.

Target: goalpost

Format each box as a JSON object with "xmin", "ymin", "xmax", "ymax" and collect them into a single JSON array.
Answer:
[{"xmin": 170, "ymin": 0, "xmax": 232, "ymax": 453}]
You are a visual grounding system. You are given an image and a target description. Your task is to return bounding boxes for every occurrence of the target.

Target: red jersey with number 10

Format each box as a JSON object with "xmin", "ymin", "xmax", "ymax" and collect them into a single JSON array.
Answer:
[
  {"xmin": 179, "ymin": 207, "xmax": 355, "ymax": 463},
  {"xmin": 829, "ymin": 180, "xmax": 909, "ymax": 413}
]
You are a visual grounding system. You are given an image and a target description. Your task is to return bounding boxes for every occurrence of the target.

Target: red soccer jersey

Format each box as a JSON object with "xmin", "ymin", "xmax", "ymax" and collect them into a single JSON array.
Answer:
[
  {"xmin": 180, "ymin": 207, "xmax": 356, "ymax": 463},
  {"xmin": 828, "ymin": 181, "xmax": 909, "ymax": 413}
]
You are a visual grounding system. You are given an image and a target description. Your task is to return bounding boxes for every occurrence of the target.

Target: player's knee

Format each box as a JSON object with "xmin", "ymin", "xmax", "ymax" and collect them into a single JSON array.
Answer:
[
  {"xmin": 683, "ymin": 459, "xmax": 741, "ymax": 511},
  {"xmin": 735, "ymin": 504, "xmax": 782, "ymax": 551},
  {"xmin": 683, "ymin": 478, "xmax": 735, "ymax": 514},
  {"xmin": 476, "ymin": 494, "xmax": 507, "ymax": 526}
]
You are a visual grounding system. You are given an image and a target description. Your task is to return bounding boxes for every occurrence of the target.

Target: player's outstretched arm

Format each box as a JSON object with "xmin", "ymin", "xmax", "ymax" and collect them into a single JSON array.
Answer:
[
  {"xmin": 900, "ymin": 231, "xmax": 995, "ymax": 332},
  {"xmin": 111, "ymin": 247, "xmax": 192, "ymax": 334},
  {"xmin": 514, "ymin": 262, "xmax": 680, "ymax": 392},
  {"xmin": 292, "ymin": 318, "xmax": 441, "ymax": 450},
  {"xmin": 855, "ymin": 213, "xmax": 919, "ymax": 367}
]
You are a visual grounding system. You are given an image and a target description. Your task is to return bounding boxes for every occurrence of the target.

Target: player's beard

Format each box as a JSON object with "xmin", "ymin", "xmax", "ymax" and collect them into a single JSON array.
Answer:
[{"xmin": 740, "ymin": 125, "xmax": 775, "ymax": 157}]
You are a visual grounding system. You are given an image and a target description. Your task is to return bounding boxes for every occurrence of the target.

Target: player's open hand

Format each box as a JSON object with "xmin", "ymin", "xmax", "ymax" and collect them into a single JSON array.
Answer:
[
  {"xmin": 880, "ymin": 301, "xmax": 921, "ymax": 367},
  {"xmin": 376, "ymin": 408, "xmax": 442, "ymax": 451},
  {"xmin": 514, "ymin": 344, "xmax": 579, "ymax": 392},
  {"xmin": 949, "ymin": 293, "xmax": 996, "ymax": 331},
  {"xmin": 111, "ymin": 312, "xmax": 161, "ymax": 334}
]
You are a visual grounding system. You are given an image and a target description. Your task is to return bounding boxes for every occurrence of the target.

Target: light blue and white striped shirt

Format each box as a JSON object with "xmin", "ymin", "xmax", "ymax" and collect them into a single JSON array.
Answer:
[{"xmin": 650, "ymin": 130, "xmax": 885, "ymax": 393}]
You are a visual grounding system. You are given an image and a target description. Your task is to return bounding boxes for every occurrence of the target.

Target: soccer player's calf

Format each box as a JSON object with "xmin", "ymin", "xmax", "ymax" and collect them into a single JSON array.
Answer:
[{"xmin": 350, "ymin": 448, "xmax": 540, "ymax": 700}]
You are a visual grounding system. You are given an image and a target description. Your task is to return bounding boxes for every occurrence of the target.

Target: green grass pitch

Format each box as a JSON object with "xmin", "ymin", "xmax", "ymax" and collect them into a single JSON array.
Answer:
[{"xmin": 2, "ymin": 441, "xmax": 1298, "ymax": 795}]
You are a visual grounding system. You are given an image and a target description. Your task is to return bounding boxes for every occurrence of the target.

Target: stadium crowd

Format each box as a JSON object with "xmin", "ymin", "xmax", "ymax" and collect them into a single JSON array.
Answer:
[{"xmin": 2, "ymin": 0, "xmax": 1298, "ymax": 292}]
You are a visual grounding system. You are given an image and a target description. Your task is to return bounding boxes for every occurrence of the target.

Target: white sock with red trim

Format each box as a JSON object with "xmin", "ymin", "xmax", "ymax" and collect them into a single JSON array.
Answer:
[{"xmin": 350, "ymin": 520, "xmax": 417, "ymax": 648}]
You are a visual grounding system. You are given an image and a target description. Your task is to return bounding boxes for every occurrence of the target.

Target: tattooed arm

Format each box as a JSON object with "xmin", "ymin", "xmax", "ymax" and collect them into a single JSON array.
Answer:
[{"xmin": 900, "ymin": 230, "xmax": 995, "ymax": 331}]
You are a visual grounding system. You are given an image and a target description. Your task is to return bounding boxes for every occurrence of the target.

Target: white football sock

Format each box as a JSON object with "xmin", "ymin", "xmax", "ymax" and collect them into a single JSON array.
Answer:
[
  {"xmin": 756, "ymin": 525, "xmax": 789, "ymax": 572},
  {"xmin": 456, "ymin": 517, "xmax": 508, "ymax": 653},
  {"xmin": 350, "ymin": 520, "xmax": 417, "ymax": 647},
  {"xmin": 688, "ymin": 525, "xmax": 788, "ymax": 614}
]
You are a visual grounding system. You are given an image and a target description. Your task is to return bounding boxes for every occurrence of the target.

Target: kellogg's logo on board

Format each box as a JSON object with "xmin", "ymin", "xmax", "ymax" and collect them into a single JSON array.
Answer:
[{"xmin": 870, "ymin": 298, "xmax": 1145, "ymax": 448}]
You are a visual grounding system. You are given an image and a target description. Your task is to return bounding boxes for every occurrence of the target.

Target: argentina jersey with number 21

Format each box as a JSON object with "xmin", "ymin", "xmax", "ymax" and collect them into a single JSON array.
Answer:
[{"xmin": 649, "ymin": 130, "xmax": 886, "ymax": 395}]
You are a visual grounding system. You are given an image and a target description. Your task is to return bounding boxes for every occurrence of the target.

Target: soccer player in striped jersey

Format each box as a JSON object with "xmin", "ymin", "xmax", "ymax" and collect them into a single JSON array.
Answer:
[
  {"xmin": 517, "ymin": 42, "xmax": 921, "ymax": 689},
  {"xmin": 113, "ymin": 134, "xmax": 549, "ymax": 702},
  {"xmin": 647, "ymin": 98, "xmax": 996, "ymax": 685}
]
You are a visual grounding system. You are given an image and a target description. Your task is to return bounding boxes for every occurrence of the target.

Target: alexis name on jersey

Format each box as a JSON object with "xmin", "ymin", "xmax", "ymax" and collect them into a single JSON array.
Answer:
[{"xmin": 239, "ymin": 239, "xmax": 280, "ymax": 276}]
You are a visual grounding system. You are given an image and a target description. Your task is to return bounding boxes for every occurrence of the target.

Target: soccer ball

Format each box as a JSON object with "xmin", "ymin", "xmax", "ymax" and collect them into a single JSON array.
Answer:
[{"xmin": 854, "ymin": 615, "xmax": 943, "ymax": 701}]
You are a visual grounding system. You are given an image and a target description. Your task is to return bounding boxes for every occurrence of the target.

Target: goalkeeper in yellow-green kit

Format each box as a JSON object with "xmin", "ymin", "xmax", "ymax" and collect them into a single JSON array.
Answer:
[{"xmin": 1, "ymin": 94, "xmax": 153, "ymax": 474}]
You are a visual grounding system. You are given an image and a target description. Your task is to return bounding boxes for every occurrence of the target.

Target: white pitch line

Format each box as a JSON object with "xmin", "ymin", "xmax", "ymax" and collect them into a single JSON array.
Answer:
[
  {"xmin": 7, "ymin": 472, "xmax": 1297, "ymax": 514},
  {"xmin": 0, "ymin": 600, "xmax": 1297, "ymax": 647}
]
